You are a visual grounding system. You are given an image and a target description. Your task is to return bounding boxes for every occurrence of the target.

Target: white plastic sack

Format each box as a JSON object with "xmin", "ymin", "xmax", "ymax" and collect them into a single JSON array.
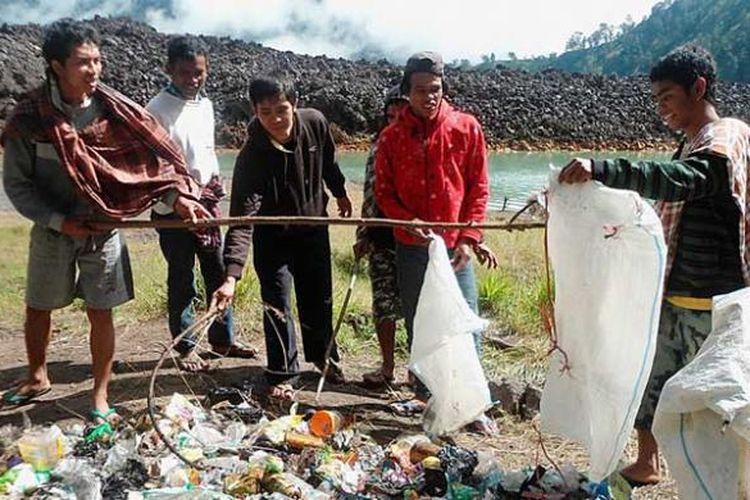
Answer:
[
  {"xmin": 409, "ymin": 236, "xmax": 491, "ymax": 435},
  {"xmin": 541, "ymin": 172, "xmax": 666, "ymax": 480},
  {"xmin": 653, "ymin": 287, "xmax": 750, "ymax": 500}
]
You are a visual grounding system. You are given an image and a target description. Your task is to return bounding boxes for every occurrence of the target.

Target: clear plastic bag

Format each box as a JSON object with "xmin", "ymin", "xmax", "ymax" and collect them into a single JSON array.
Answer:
[{"xmin": 410, "ymin": 236, "xmax": 491, "ymax": 435}]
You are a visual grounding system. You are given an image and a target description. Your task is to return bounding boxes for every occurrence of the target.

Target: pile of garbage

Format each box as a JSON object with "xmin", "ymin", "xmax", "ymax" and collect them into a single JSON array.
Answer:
[{"xmin": 0, "ymin": 390, "xmax": 629, "ymax": 499}]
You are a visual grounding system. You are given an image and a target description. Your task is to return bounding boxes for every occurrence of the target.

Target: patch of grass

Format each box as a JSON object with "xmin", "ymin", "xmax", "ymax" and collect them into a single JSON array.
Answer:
[
  {"xmin": 122, "ymin": 234, "xmax": 169, "ymax": 320},
  {"xmin": 478, "ymin": 273, "xmax": 513, "ymax": 317},
  {"xmin": 0, "ymin": 199, "xmax": 552, "ymax": 385}
]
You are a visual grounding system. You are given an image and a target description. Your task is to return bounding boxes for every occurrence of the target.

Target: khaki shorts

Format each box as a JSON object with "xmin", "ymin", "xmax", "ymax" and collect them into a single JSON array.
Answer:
[{"xmin": 26, "ymin": 224, "xmax": 134, "ymax": 310}]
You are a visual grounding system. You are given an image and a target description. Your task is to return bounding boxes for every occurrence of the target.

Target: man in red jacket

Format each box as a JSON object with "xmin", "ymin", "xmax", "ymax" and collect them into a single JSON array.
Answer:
[{"xmin": 375, "ymin": 51, "xmax": 496, "ymax": 430}]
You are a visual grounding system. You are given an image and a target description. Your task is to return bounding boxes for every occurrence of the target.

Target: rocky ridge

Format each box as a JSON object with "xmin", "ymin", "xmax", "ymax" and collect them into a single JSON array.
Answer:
[{"xmin": 2, "ymin": 16, "xmax": 750, "ymax": 150}]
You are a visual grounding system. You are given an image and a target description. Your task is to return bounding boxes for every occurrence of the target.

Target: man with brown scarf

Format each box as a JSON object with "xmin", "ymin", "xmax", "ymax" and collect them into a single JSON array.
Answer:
[{"xmin": 1, "ymin": 19, "xmax": 207, "ymax": 440}]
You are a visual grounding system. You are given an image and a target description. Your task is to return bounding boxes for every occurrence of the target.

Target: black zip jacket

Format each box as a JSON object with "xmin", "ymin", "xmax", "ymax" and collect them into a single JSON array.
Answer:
[{"xmin": 223, "ymin": 108, "xmax": 347, "ymax": 279}]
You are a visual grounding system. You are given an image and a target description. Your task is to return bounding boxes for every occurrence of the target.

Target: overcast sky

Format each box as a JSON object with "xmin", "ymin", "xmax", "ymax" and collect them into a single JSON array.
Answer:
[{"xmin": 1, "ymin": 0, "xmax": 663, "ymax": 61}]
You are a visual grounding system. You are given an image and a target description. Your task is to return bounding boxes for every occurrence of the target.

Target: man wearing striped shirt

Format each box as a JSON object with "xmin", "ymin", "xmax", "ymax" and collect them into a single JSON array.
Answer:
[{"xmin": 559, "ymin": 44, "xmax": 750, "ymax": 487}]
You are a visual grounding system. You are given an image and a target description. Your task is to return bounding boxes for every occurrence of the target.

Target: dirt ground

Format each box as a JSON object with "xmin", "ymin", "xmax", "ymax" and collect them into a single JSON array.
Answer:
[{"xmin": 0, "ymin": 314, "xmax": 678, "ymax": 498}]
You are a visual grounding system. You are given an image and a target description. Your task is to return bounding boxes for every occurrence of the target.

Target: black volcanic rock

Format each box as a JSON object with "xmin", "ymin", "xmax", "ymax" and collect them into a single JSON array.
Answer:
[{"xmin": 2, "ymin": 16, "xmax": 750, "ymax": 149}]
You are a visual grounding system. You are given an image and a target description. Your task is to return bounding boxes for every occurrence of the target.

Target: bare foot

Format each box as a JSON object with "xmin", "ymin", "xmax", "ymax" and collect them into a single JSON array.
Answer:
[{"xmin": 620, "ymin": 461, "xmax": 661, "ymax": 487}]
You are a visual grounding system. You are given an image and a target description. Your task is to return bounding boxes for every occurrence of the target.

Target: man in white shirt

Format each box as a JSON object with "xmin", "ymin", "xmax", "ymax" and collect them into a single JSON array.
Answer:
[{"xmin": 147, "ymin": 36, "xmax": 256, "ymax": 371}]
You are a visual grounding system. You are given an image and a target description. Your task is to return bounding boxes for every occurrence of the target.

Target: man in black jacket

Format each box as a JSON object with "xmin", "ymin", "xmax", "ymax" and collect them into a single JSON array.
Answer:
[{"xmin": 213, "ymin": 75, "xmax": 352, "ymax": 399}]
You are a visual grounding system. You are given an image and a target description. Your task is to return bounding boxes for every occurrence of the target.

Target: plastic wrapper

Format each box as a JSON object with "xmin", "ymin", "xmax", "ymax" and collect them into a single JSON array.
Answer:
[{"xmin": 53, "ymin": 457, "xmax": 102, "ymax": 500}]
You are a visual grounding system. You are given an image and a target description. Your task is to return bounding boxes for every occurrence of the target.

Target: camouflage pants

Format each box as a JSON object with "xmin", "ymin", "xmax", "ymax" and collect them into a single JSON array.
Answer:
[
  {"xmin": 368, "ymin": 246, "xmax": 402, "ymax": 323},
  {"xmin": 634, "ymin": 301, "xmax": 711, "ymax": 430}
]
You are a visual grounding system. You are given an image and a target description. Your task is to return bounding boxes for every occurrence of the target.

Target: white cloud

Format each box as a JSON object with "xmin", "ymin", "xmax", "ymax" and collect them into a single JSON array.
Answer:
[{"xmin": 1, "ymin": 0, "xmax": 662, "ymax": 61}]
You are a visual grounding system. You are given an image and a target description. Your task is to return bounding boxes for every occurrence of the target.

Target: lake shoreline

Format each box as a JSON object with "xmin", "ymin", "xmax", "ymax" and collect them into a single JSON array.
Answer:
[
  {"xmin": 0, "ymin": 148, "xmax": 671, "ymax": 213},
  {"xmin": 218, "ymin": 137, "xmax": 678, "ymax": 155}
]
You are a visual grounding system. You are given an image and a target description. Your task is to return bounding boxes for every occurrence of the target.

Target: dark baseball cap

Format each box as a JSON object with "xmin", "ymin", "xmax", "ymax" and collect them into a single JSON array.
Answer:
[{"xmin": 404, "ymin": 51, "xmax": 444, "ymax": 76}]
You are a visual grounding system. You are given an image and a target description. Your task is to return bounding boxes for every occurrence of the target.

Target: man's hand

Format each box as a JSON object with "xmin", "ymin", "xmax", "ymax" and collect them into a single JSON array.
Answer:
[
  {"xmin": 211, "ymin": 277, "xmax": 236, "ymax": 312},
  {"xmin": 452, "ymin": 238, "xmax": 473, "ymax": 271},
  {"xmin": 407, "ymin": 218, "xmax": 433, "ymax": 245},
  {"xmin": 174, "ymin": 196, "xmax": 212, "ymax": 223},
  {"xmin": 60, "ymin": 218, "xmax": 101, "ymax": 239},
  {"xmin": 559, "ymin": 158, "xmax": 594, "ymax": 184},
  {"xmin": 352, "ymin": 239, "xmax": 370, "ymax": 261},
  {"xmin": 336, "ymin": 196, "xmax": 353, "ymax": 218},
  {"xmin": 473, "ymin": 241, "xmax": 499, "ymax": 269}
]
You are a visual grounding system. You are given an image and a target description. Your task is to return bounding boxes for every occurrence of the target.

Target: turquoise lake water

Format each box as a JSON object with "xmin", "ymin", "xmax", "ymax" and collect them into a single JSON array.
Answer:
[
  {"xmin": 0, "ymin": 150, "xmax": 670, "ymax": 212},
  {"xmin": 218, "ymin": 150, "xmax": 670, "ymax": 211}
]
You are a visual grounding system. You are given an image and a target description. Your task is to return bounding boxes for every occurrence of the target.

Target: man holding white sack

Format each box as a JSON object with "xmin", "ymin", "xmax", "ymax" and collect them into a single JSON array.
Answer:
[
  {"xmin": 374, "ymin": 51, "xmax": 498, "ymax": 433},
  {"xmin": 559, "ymin": 44, "xmax": 750, "ymax": 486}
]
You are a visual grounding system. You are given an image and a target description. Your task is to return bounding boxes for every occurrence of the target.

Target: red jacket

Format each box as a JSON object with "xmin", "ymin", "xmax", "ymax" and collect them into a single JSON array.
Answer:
[{"xmin": 374, "ymin": 101, "xmax": 489, "ymax": 248}]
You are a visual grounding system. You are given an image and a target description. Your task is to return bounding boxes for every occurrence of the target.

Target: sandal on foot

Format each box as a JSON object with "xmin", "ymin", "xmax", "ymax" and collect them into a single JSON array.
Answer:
[
  {"xmin": 619, "ymin": 472, "xmax": 660, "ymax": 488},
  {"xmin": 268, "ymin": 384, "xmax": 296, "ymax": 401},
  {"xmin": 209, "ymin": 342, "xmax": 259, "ymax": 359},
  {"xmin": 176, "ymin": 350, "xmax": 209, "ymax": 372},
  {"xmin": 464, "ymin": 414, "xmax": 498, "ymax": 435},
  {"xmin": 2, "ymin": 385, "xmax": 52, "ymax": 407},
  {"xmin": 85, "ymin": 408, "xmax": 120, "ymax": 444},
  {"xmin": 389, "ymin": 398, "xmax": 426, "ymax": 417},
  {"xmin": 361, "ymin": 370, "xmax": 395, "ymax": 388}
]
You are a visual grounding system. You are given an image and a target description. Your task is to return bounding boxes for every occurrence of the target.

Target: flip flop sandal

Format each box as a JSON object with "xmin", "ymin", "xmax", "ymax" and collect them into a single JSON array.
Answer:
[
  {"xmin": 176, "ymin": 351, "xmax": 210, "ymax": 372},
  {"xmin": 209, "ymin": 342, "xmax": 259, "ymax": 359},
  {"xmin": 389, "ymin": 399, "xmax": 426, "ymax": 417},
  {"xmin": 2, "ymin": 385, "xmax": 52, "ymax": 407},
  {"xmin": 621, "ymin": 474, "xmax": 660, "ymax": 488},
  {"xmin": 268, "ymin": 384, "xmax": 296, "ymax": 401},
  {"xmin": 465, "ymin": 414, "xmax": 498, "ymax": 435},
  {"xmin": 85, "ymin": 408, "xmax": 120, "ymax": 444},
  {"xmin": 361, "ymin": 370, "xmax": 395, "ymax": 388}
]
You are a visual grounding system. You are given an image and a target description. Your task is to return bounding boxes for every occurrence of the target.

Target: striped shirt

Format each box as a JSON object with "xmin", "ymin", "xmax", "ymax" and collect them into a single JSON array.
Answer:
[{"xmin": 592, "ymin": 151, "xmax": 744, "ymax": 297}]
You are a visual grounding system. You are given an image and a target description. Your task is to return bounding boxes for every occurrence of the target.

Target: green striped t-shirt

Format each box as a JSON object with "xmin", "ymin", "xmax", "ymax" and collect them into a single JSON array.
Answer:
[{"xmin": 592, "ymin": 152, "xmax": 744, "ymax": 297}]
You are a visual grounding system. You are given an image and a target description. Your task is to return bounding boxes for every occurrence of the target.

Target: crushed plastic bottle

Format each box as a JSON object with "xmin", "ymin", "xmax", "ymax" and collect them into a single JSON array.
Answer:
[{"xmin": 17, "ymin": 425, "xmax": 65, "ymax": 472}]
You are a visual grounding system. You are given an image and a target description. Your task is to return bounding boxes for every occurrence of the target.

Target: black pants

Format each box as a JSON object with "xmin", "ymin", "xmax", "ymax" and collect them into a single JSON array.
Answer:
[{"xmin": 253, "ymin": 226, "xmax": 338, "ymax": 384}]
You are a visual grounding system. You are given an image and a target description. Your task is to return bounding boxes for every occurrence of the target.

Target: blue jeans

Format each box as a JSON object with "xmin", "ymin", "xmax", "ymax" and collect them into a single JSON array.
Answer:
[
  {"xmin": 155, "ymin": 214, "xmax": 235, "ymax": 354},
  {"xmin": 396, "ymin": 242, "xmax": 483, "ymax": 398}
]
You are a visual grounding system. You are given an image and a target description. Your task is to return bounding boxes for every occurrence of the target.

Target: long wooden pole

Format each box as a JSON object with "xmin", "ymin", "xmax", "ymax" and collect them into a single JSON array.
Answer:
[{"xmin": 89, "ymin": 215, "xmax": 544, "ymax": 231}]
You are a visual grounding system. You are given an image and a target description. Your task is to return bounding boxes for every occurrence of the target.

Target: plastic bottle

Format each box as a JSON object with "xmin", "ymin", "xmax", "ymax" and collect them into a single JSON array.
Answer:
[
  {"xmin": 309, "ymin": 410, "xmax": 343, "ymax": 437},
  {"xmin": 17, "ymin": 427, "xmax": 64, "ymax": 472}
]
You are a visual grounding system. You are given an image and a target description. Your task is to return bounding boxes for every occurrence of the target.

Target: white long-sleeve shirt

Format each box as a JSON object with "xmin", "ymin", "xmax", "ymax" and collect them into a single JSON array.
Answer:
[{"xmin": 147, "ymin": 89, "xmax": 220, "ymax": 214}]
